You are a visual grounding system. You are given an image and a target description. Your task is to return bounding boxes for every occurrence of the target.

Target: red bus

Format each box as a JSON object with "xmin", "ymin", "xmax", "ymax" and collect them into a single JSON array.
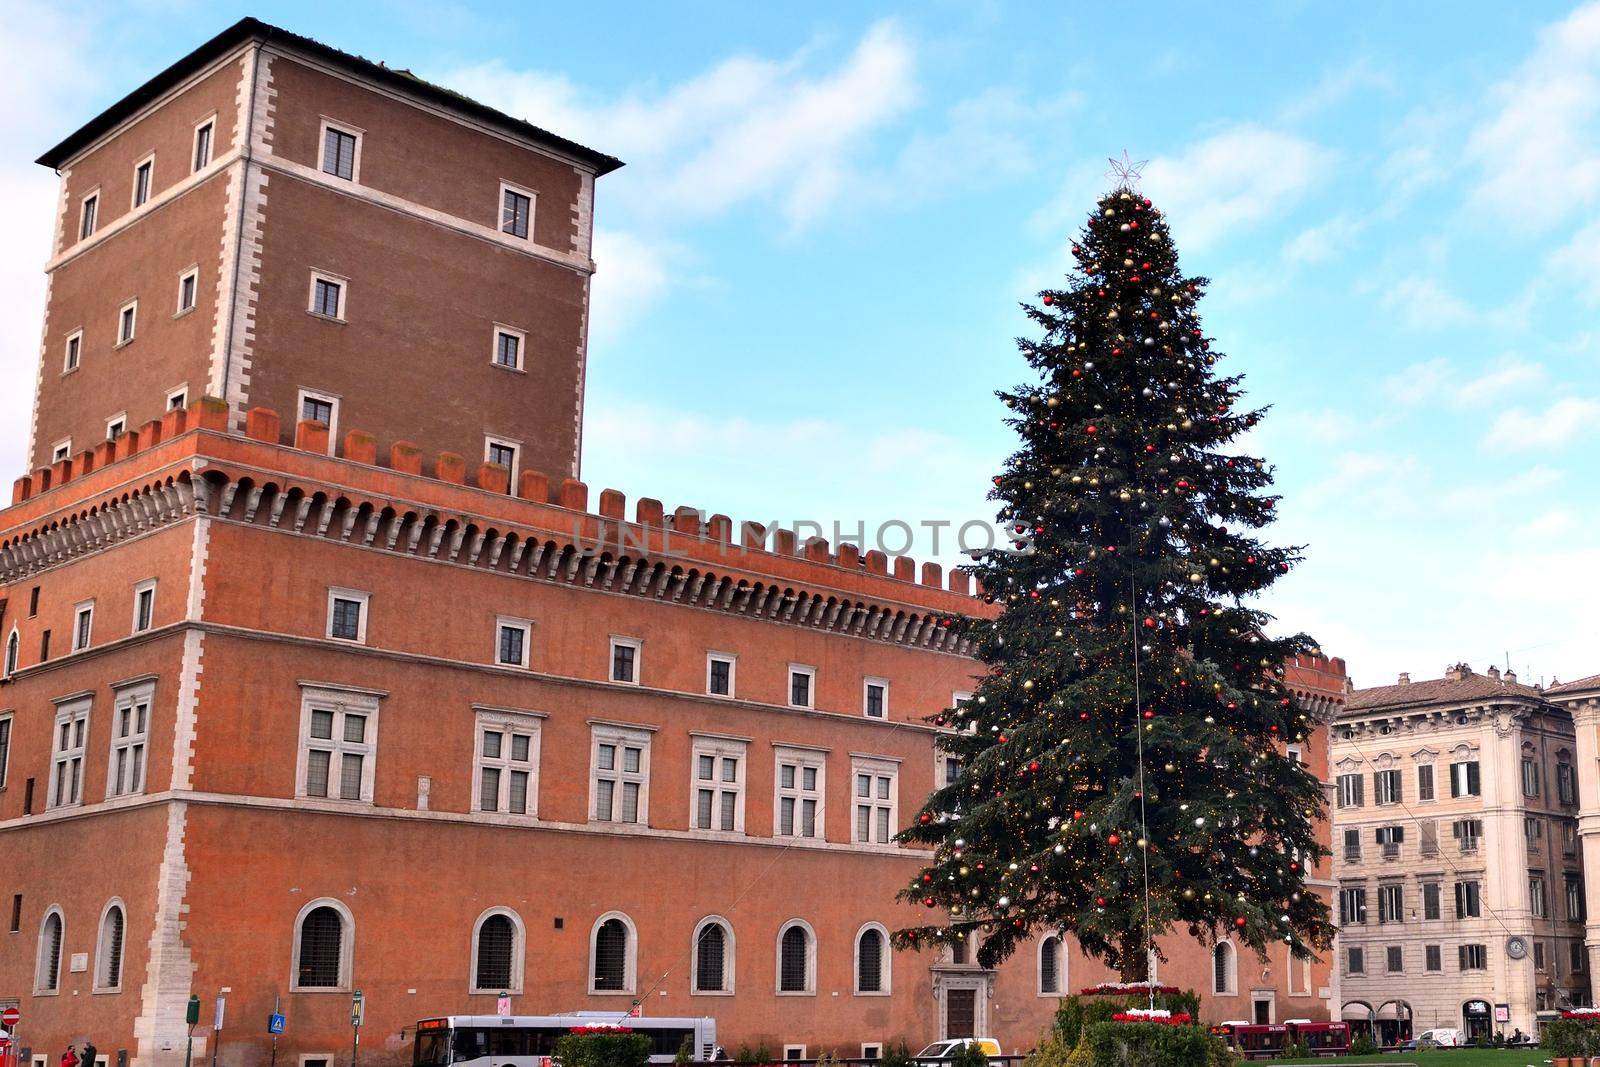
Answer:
[
  {"xmin": 1287, "ymin": 1021, "xmax": 1351, "ymax": 1057},
  {"xmin": 1210, "ymin": 1023, "xmax": 1288, "ymax": 1059}
]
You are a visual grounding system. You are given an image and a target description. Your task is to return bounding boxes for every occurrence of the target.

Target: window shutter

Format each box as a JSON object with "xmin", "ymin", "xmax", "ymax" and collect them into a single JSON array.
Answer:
[
  {"xmin": 1421, "ymin": 820, "xmax": 1438, "ymax": 849},
  {"xmin": 1469, "ymin": 761, "xmax": 1480, "ymax": 793},
  {"xmin": 1458, "ymin": 945, "xmax": 1467, "ymax": 970},
  {"xmin": 1395, "ymin": 826, "xmax": 1405, "ymax": 842},
  {"xmin": 1354, "ymin": 776, "xmax": 1364, "ymax": 805}
]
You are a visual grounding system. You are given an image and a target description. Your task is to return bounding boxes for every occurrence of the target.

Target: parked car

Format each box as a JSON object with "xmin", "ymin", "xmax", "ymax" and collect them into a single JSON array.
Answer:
[
  {"xmin": 913, "ymin": 1039, "xmax": 1002, "ymax": 1064},
  {"xmin": 1402, "ymin": 1028, "xmax": 1465, "ymax": 1049}
]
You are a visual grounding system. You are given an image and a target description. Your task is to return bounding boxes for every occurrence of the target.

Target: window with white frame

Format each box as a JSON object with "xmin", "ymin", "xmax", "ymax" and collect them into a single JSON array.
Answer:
[
  {"xmin": 591, "ymin": 723, "xmax": 651, "ymax": 824},
  {"xmin": 3, "ymin": 630, "xmax": 17, "ymax": 679},
  {"xmin": 474, "ymin": 708, "xmax": 540, "ymax": 816},
  {"xmin": 72, "ymin": 600, "xmax": 94, "ymax": 652},
  {"xmin": 471, "ymin": 908, "xmax": 524, "ymax": 993},
  {"xmin": 117, "ymin": 300, "xmax": 137, "ymax": 345},
  {"xmin": 501, "ymin": 184, "xmax": 533, "ymax": 239},
  {"xmin": 861, "ymin": 1047, "xmax": 882, "ymax": 1062},
  {"xmin": 297, "ymin": 686, "xmax": 380, "ymax": 803},
  {"xmin": 1374, "ymin": 768, "xmax": 1401, "ymax": 805},
  {"xmin": 1531, "ymin": 875, "xmax": 1548, "ymax": 919},
  {"xmin": 495, "ymin": 617, "xmax": 531, "ymax": 668},
  {"xmin": 52, "ymin": 439, "xmax": 73, "ymax": 463},
  {"xmin": 0, "ymin": 712, "xmax": 11, "ymax": 790},
  {"xmin": 80, "ymin": 192, "xmax": 98, "ymax": 240},
  {"xmin": 609, "ymin": 637, "xmax": 641, "ymax": 685},
  {"xmin": 63, "ymin": 330, "xmax": 82, "ymax": 373},
  {"xmin": 589, "ymin": 912, "xmax": 636, "ymax": 993},
  {"xmin": 107, "ymin": 682, "xmax": 152, "ymax": 798},
  {"xmin": 777, "ymin": 921, "xmax": 816, "ymax": 995},
  {"xmin": 788, "ymin": 664, "xmax": 815, "ymax": 709},
  {"xmin": 1039, "ymin": 933, "xmax": 1065, "ymax": 995},
  {"xmin": 485, "ymin": 438, "xmax": 519, "ymax": 482},
  {"xmin": 952, "ymin": 690, "xmax": 976, "ymax": 733},
  {"xmin": 492, "ymin": 326, "xmax": 525, "ymax": 371},
  {"xmin": 863, "ymin": 678, "xmax": 888, "ymax": 719},
  {"xmin": 692, "ymin": 916, "xmax": 733, "ymax": 994},
  {"xmin": 131, "ymin": 155, "xmax": 154, "ymax": 208},
  {"xmin": 192, "ymin": 117, "xmax": 215, "ymax": 172},
  {"xmin": 132, "ymin": 579, "xmax": 157, "ymax": 633},
  {"xmin": 308, "ymin": 272, "xmax": 347, "ymax": 320},
  {"xmin": 706, "ymin": 653, "xmax": 736, "ymax": 698},
  {"xmin": 167, "ymin": 386, "xmax": 189, "ymax": 412},
  {"xmin": 1212, "ymin": 941, "xmax": 1236, "ymax": 994},
  {"xmin": 292, "ymin": 898, "xmax": 353, "ymax": 989},
  {"xmin": 691, "ymin": 735, "xmax": 746, "ymax": 834},
  {"xmin": 854, "ymin": 923, "xmax": 889, "ymax": 995},
  {"xmin": 94, "ymin": 899, "xmax": 126, "ymax": 992},
  {"xmin": 176, "ymin": 267, "xmax": 198, "ymax": 314},
  {"xmin": 298, "ymin": 389, "xmax": 340, "ymax": 448},
  {"xmin": 326, "ymin": 588, "xmax": 369, "ymax": 643},
  {"xmin": 319, "ymin": 121, "xmax": 361, "ymax": 181},
  {"xmin": 49, "ymin": 698, "xmax": 90, "ymax": 808},
  {"xmin": 852, "ymin": 756, "xmax": 898, "ymax": 845},
  {"xmin": 105, "ymin": 414, "xmax": 126, "ymax": 441},
  {"xmin": 35, "ymin": 908, "xmax": 64, "ymax": 993},
  {"xmin": 782, "ymin": 1049, "xmax": 807, "ymax": 1063},
  {"xmin": 775, "ymin": 745, "xmax": 825, "ymax": 839}
]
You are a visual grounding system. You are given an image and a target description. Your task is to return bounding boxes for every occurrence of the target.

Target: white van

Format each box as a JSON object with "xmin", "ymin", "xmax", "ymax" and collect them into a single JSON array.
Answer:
[
  {"xmin": 1415, "ymin": 1027, "xmax": 1465, "ymax": 1048},
  {"xmin": 913, "ymin": 1039, "xmax": 1003, "ymax": 1064}
]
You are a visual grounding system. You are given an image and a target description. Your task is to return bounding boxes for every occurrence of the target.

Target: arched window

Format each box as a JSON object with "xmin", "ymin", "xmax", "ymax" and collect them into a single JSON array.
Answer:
[
  {"xmin": 36, "ymin": 908, "xmax": 64, "ymax": 993},
  {"xmin": 95, "ymin": 900, "xmax": 126, "ymax": 991},
  {"xmin": 854, "ymin": 924, "xmax": 889, "ymax": 995},
  {"xmin": 1213, "ymin": 941, "xmax": 1236, "ymax": 996},
  {"xmin": 590, "ymin": 913, "xmax": 635, "ymax": 994},
  {"xmin": 1039, "ymin": 934, "xmax": 1064, "ymax": 995},
  {"xmin": 777, "ymin": 920, "xmax": 815, "ymax": 995},
  {"xmin": 3, "ymin": 630, "xmax": 17, "ymax": 679},
  {"xmin": 293, "ymin": 900, "xmax": 352, "ymax": 990},
  {"xmin": 471, "ymin": 909, "xmax": 523, "ymax": 994},
  {"xmin": 693, "ymin": 917, "xmax": 733, "ymax": 994}
]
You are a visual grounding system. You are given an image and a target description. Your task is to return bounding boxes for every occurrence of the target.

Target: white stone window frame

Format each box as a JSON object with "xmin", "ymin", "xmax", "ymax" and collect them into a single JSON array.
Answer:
[
  {"xmin": 473, "ymin": 706, "xmax": 543, "ymax": 818},
  {"xmin": 105, "ymin": 412, "xmax": 127, "ymax": 442},
  {"xmin": 609, "ymin": 635, "xmax": 642, "ymax": 685},
  {"xmin": 306, "ymin": 269, "xmax": 349, "ymax": 322},
  {"xmin": 130, "ymin": 152, "xmax": 155, "ymax": 210},
  {"xmin": 295, "ymin": 685, "xmax": 381, "ymax": 805},
  {"xmin": 166, "ymin": 385, "xmax": 190, "ymax": 412},
  {"xmin": 116, "ymin": 298, "xmax": 138, "ymax": 347},
  {"xmin": 690, "ymin": 914, "xmax": 736, "ymax": 996},
  {"xmin": 484, "ymin": 435, "xmax": 522, "ymax": 483},
  {"xmin": 34, "ymin": 905, "xmax": 65, "ymax": 995},
  {"xmin": 79, "ymin": 187, "xmax": 100, "ymax": 241},
  {"xmin": 773, "ymin": 743, "xmax": 827, "ymax": 840},
  {"xmin": 782, "ymin": 1049, "xmax": 807, "ymax": 1063},
  {"xmin": 3, "ymin": 627, "xmax": 18, "ymax": 680},
  {"xmin": 953, "ymin": 690, "xmax": 977, "ymax": 734},
  {"xmin": 705, "ymin": 651, "xmax": 737, "ymax": 699},
  {"xmin": 132, "ymin": 578, "xmax": 157, "ymax": 633},
  {"xmin": 317, "ymin": 118, "xmax": 364, "ymax": 183},
  {"xmin": 587, "ymin": 910, "xmax": 638, "ymax": 995},
  {"xmin": 0, "ymin": 708, "xmax": 13, "ymax": 789},
  {"xmin": 689, "ymin": 733, "xmax": 748, "ymax": 835},
  {"xmin": 296, "ymin": 388, "xmax": 342, "ymax": 453},
  {"xmin": 494, "ymin": 616, "xmax": 532, "ymax": 669},
  {"xmin": 468, "ymin": 906, "xmax": 526, "ymax": 995},
  {"xmin": 72, "ymin": 599, "xmax": 94, "ymax": 652},
  {"xmin": 788, "ymin": 663, "xmax": 816, "ymax": 709},
  {"xmin": 106, "ymin": 679, "xmax": 154, "ymax": 800},
  {"xmin": 490, "ymin": 323, "xmax": 527, "ymax": 373},
  {"xmin": 851, "ymin": 753, "xmax": 900, "ymax": 846},
  {"xmin": 62, "ymin": 328, "xmax": 83, "ymax": 375},
  {"xmin": 289, "ymin": 897, "xmax": 355, "ymax": 992},
  {"xmin": 325, "ymin": 586, "xmax": 370, "ymax": 643},
  {"xmin": 498, "ymin": 181, "xmax": 536, "ymax": 240},
  {"xmin": 175, "ymin": 265, "xmax": 199, "ymax": 317},
  {"xmin": 1036, "ymin": 931, "xmax": 1067, "ymax": 997},
  {"xmin": 92, "ymin": 897, "xmax": 127, "ymax": 993},
  {"xmin": 861, "ymin": 1047, "xmax": 883, "ymax": 1062},
  {"xmin": 863, "ymin": 677, "xmax": 890, "ymax": 719},
  {"xmin": 775, "ymin": 918, "xmax": 817, "ymax": 997},
  {"xmin": 1212, "ymin": 939, "xmax": 1238, "ymax": 996},
  {"xmin": 51, "ymin": 438, "xmax": 72, "ymax": 463},
  {"xmin": 852, "ymin": 921, "xmax": 891, "ymax": 996},
  {"xmin": 589, "ymin": 721, "xmax": 653, "ymax": 825},
  {"xmin": 192, "ymin": 113, "xmax": 217, "ymax": 173}
]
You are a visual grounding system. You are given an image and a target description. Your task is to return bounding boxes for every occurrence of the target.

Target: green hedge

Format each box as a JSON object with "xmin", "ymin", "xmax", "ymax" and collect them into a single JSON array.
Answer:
[
  {"xmin": 1053, "ymin": 991, "xmax": 1202, "ymax": 1048},
  {"xmin": 1084, "ymin": 1022, "xmax": 1213, "ymax": 1067},
  {"xmin": 1544, "ymin": 1018, "xmax": 1600, "ymax": 1057},
  {"xmin": 553, "ymin": 1032, "xmax": 653, "ymax": 1067}
]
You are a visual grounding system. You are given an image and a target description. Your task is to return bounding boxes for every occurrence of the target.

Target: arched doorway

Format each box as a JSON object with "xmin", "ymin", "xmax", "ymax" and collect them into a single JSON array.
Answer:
[
  {"xmin": 1462, "ymin": 999, "xmax": 1493, "ymax": 1042},
  {"xmin": 1374, "ymin": 1000, "xmax": 1413, "ymax": 1047},
  {"xmin": 1340, "ymin": 1001, "xmax": 1374, "ymax": 1041}
]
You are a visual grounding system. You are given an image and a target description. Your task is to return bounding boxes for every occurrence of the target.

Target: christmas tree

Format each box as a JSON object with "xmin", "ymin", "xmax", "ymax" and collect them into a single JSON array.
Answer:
[{"xmin": 896, "ymin": 163, "xmax": 1334, "ymax": 981}]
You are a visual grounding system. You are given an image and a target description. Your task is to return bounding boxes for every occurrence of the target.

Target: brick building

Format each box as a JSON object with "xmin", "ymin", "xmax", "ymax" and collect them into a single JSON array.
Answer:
[{"xmin": 0, "ymin": 19, "xmax": 1347, "ymax": 1067}]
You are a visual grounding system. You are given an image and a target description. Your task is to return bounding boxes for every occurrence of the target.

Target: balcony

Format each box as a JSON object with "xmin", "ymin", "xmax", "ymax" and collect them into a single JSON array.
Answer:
[
  {"xmin": 1382, "ymin": 842, "xmax": 1401, "ymax": 860},
  {"xmin": 1460, "ymin": 839, "xmax": 1480, "ymax": 855}
]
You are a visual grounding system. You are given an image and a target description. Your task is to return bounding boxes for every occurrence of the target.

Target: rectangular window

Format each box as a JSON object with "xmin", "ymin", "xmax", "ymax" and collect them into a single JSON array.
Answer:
[
  {"xmin": 691, "ymin": 736, "xmax": 746, "ymax": 834},
  {"xmin": 105, "ymin": 414, "xmax": 126, "ymax": 442},
  {"xmin": 1425, "ymin": 944, "xmax": 1441, "ymax": 972},
  {"xmin": 1377, "ymin": 883, "xmax": 1403, "ymax": 924},
  {"xmin": 501, "ymin": 186, "xmax": 532, "ymax": 239},
  {"xmin": 1346, "ymin": 946, "xmax": 1364, "ymax": 975},
  {"xmin": 298, "ymin": 687, "xmax": 378, "ymax": 803},
  {"xmin": 474, "ymin": 709, "xmax": 540, "ymax": 816},
  {"xmin": 52, "ymin": 440, "xmax": 71, "ymax": 463},
  {"xmin": 789, "ymin": 665, "xmax": 815, "ymax": 709},
  {"xmin": 1535, "ymin": 940, "xmax": 1547, "ymax": 972},
  {"xmin": 1558, "ymin": 763, "xmax": 1577, "ymax": 805},
  {"xmin": 1422, "ymin": 881, "xmax": 1441, "ymax": 920},
  {"xmin": 1336, "ymin": 773, "xmax": 1363, "ymax": 808},
  {"xmin": 8, "ymin": 893, "xmax": 17, "ymax": 933},
  {"xmin": 177, "ymin": 268, "xmax": 198, "ymax": 314},
  {"xmin": 298, "ymin": 388, "xmax": 340, "ymax": 442},
  {"xmin": 610, "ymin": 637, "xmax": 641, "ymax": 684},
  {"xmin": 1568, "ymin": 875, "xmax": 1586, "ymax": 920},
  {"xmin": 326, "ymin": 588, "xmax": 369, "ymax": 643},
  {"xmin": 1531, "ymin": 876, "xmax": 1548, "ymax": 918},
  {"xmin": 863, "ymin": 679, "xmax": 888, "ymax": 719},
  {"xmin": 1454, "ymin": 818, "xmax": 1483, "ymax": 853},
  {"xmin": 1526, "ymin": 816, "xmax": 1545, "ymax": 850},
  {"xmin": 1565, "ymin": 821, "xmax": 1579, "ymax": 856},
  {"xmin": 1338, "ymin": 886, "xmax": 1367, "ymax": 925},
  {"xmin": 492, "ymin": 327, "xmax": 525, "ymax": 370},
  {"xmin": 706, "ymin": 653, "xmax": 735, "ymax": 698},
  {"xmin": 1455, "ymin": 879, "xmax": 1482, "ymax": 919},
  {"xmin": 495, "ymin": 618, "xmax": 531, "ymax": 668},
  {"xmin": 852, "ymin": 757, "xmax": 898, "ymax": 845},
  {"xmin": 775, "ymin": 746, "xmax": 825, "ymax": 839},
  {"xmin": 1385, "ymin": 945, "xmax": 1402, "ymax": 973},
  {"xmin": 1419, "ymin": 818, "xmax": 1439, "ymax": 857},
  {"xmin": 1459, "ymin": 943, "xmax": 1487, "ymax": 971},
  {"xmin": 1575, "ymin": 942, "xmax": 1588, "ymax": 972},
  {"xmin": 72, "ymin": 601, "xmax": 94, "ymax": 652},
  {"xmin": 1375, "ymin": 824, "xmax": 1405, "ymax": 858},
  {"xmin": 118, "ymin": 300, "xmax": 137, "ymax": 345},
  {"xmin": 309, "ymin": 274, "xmax": 345, "ymax": 320},
  {"xmin": 0, "ymin": 714, "xmax": 12, "ymax": 791},
  {"xmin": 1374, "ymin": 769, "xmax": 1401, "ymax": 805},
  {"xmin": 485, "ymin": 439, "xmax": 519, "ymax": 482},
  {"xmin": 320, "ymin": 124, "xmax": 359, "ymax": 181},
  {"xmin": 1450, "ymin": 759, "xmax": 1481, "ymax": 797},
  {"xmin": 63, "ymin": 330, "xmax": 82, "ymax": 373},
  {"xmin": 192, "ymin": 119, "xmax": 214, "ymax": 172},
  {"xmin": 107, "ymin": 683, "xmax": 152, "ymax": 798},
  {"xmin": 132, "ymin": 156, "xmax": 153, "ymax": 208},
  {"xmin": 48, "ymin": 699, "xmax": 90, "ymax": 808},
  {"xmin": 1417, "ymin": 763, "xmax": 1434, "ymax": 801},
  {"xmin": 591, "ymin": 724, "xmax": 650, "ymax": 824},
  {"xmin": 132, "ymin": 580, "xmax": 156, "ymax": 633},
  {"xmin": 1342, "ymin": 827, "xmax": 1361, "ymax": 861},
  {"xmin": 1523, "ymin": 757, "xmax": 1542, "ymax": 798},
  {"xmin": 167, "ymin": 387, "xmax": 189, "ymax": 412},
  {"xmin": 80, "ymin": 193, "xmax": 98, "ymax": 240}
]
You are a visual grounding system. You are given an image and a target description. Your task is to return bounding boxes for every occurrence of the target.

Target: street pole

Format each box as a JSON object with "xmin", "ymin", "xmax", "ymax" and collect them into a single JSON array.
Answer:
[
  {"xmin": 184, "ymin": 996, "xmax": 200, "ymax": 1067},
  {"xmin": 270, "ymin": 996, "xmax": 280, "ymax": 1067}
]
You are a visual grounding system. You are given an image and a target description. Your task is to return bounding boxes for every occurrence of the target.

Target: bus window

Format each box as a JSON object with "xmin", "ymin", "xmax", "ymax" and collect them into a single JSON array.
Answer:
[{"xmin": 416, "ymin": 1033, "xmax": 451, "ymax": 1067}]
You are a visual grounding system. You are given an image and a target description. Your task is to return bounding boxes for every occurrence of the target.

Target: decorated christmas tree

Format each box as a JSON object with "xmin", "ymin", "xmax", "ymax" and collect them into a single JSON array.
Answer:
[{"xmin": 896, "ymin": 160, "xmax": 1334, "ymax": 981}]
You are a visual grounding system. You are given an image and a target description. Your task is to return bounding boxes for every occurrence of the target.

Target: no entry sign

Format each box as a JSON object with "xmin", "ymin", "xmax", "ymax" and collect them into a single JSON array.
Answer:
[{"xmin": 0, "ymin": 1009, "xmax": 18, "ymax": 1027}]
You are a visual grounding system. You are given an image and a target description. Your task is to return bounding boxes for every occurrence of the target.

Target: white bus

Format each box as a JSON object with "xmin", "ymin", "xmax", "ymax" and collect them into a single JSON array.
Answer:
[{"xmin": 414, "ymin": 1014, "xmax": 718, "ymax": 1067}]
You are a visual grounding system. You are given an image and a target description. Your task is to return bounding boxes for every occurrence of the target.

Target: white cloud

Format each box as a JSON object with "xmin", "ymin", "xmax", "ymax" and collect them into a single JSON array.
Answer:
[
  {"xmin": 1377, "ymin": 277, "xmax": 1475, "ymax": 329},
  {"xmin": 588, "ymin": 229, "xmax": 682, "ymax": 346},
  {"xmin": 1484, "ymin": 396, "xmax": 1600, "ymax": 450},
  {"xmin": 1548, "ymin": 217, "xmax": 1600, "ymax": 302},
  {"xmin": 1277, "ymin": 56, "xmax": 1393, "ymax": 123},
  {"xmin": 1467, "ymin": 1, "xmax": 1600, "ymax": 229},
  {"xmin": 1382, "ymin": 355, "xmax": 1546, "ymax": 409},
  {"xmin": 1454, "ymin": 357, "xmax": 1545, "ymax": 405},
  {"xmin": 1514, "ymin": 508, "xmax": 1579, "ymax": 539},
  {"xmin": 1381, "ymin": 357, "xmax": 1453, "ymax": 405},
  {"xmin": 1282, "ymin": 213, "xmax": 1365, "ymax": 264}
]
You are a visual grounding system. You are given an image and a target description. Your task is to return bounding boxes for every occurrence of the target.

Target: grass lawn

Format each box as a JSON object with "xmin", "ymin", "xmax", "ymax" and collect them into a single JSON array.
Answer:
[{"xmin": 1276, "ymin": 1050, "xmax": 1548, "ymax": 1066}]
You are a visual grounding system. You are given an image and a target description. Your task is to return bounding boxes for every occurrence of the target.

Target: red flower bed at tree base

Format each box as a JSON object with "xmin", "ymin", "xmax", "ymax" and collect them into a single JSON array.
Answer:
[{"xmin": 1110, "ymin": 1012, "xmax": 1193, "ymax": 1025}]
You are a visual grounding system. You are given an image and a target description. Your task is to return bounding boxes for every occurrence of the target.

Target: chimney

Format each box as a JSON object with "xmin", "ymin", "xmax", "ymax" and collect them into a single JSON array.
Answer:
[
  {"xmin": 1487, "ymin": 666, "xmax": 1500, "ymax": 680},
  {"xmin": 1444, "ymin": 663, "xmax": 1472, "ymax": 682},
  {"xmin": 1397, "ymin": 672, "xmax": 1410, "ymax": 685},
  {"xmin": 1505, "ymin": 669, "xmax": 1518, "ymax": 685}
]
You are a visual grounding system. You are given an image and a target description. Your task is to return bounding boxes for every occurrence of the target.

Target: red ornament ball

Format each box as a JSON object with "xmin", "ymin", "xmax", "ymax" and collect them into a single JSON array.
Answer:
[
  {"xmin": 1234, "ymin": 916, "xmax": 1247, "ymax": 928},
  {"xmin": 919, "ymin": 812, "xmax": 933, "ymax": 825},
  {"xmin": 924, "ymin": 897, "xmax": 937, "ymax": 908},
  {"xmin": 1108, "ymin": 833, "xmax": 1121, "ymax": 846},
  {"xmin": 1042, "ymin": 294, "xmax": 1054, "ymax": 305}
]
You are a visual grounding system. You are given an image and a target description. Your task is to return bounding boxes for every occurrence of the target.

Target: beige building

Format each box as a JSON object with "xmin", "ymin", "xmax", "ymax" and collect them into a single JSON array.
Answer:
[
  {"xmin": 1546, "ymin": 674, "xmax": 1600, "ymax": 988},
  {"xmin": 1330, "ymin": 664, "xmax": 1588, "ymax": 1043}
]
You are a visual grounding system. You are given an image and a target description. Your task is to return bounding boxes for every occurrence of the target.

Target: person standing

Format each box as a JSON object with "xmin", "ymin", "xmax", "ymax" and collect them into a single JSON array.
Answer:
[
  {"xmin": 79, "ymin": 1041, "xmax": 97, "ymax": 1067},
  {"xmin": 59, "ymin": 1046, "xmax": 78, "ymax": 1067}
]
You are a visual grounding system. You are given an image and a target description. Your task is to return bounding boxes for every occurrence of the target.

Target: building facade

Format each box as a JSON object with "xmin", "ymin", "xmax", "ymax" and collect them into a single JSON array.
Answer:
[
  {"xmin": 1, "ymin": 19, "xmax": 1345, "ymax": 1067},
  {"xmin": 1330, "ymin": 664, "xmax": 1589, "ymax": 1043},
  {"xmin": 1545, "ymin": 675, "xmax": 1600, "ymax": 987}
]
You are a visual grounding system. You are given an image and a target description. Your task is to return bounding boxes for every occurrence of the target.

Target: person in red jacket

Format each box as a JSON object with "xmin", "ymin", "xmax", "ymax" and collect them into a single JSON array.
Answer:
[{"xmin": 59, "ymin": 1047, "xmax": 78, "ymax": 1067}]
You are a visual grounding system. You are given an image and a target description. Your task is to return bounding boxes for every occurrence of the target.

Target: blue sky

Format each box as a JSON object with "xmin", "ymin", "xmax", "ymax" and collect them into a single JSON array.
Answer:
[{"xmin": 1, "ymin": 1, "xmax": 1597, "ymax": 689}]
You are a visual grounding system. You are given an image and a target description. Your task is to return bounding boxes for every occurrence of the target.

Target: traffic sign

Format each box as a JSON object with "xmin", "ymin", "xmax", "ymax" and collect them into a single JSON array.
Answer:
[
  {"xmin": 267, "ymin": 1014, "xmax": 285, "ymax": 1036},
  {"xmin": 1, "ymin": 1008, "xmax": 19, "ymax": 1027},
  {"xmin": 350, "ymin": 991, "xmax": 365, "ymax": 1029}
]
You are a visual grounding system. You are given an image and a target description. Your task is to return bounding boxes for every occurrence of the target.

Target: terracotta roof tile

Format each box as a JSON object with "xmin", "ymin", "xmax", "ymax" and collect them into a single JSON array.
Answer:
[
  {"xmin": 1346, "ymin": 671, "xmax": 1543, "ymax": 712},
  {"xmin": 1547, "ymin": 673, "xmax": 1600, "ymax": 696}
]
